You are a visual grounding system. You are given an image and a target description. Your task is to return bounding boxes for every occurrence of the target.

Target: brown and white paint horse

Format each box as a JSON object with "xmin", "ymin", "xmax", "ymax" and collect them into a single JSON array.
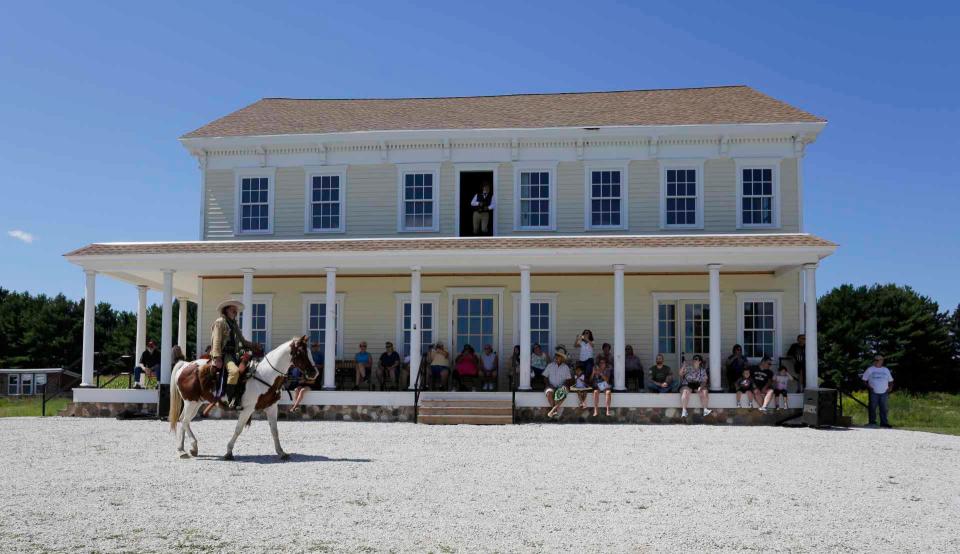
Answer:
[{"xmin": 169, "ymin": 336, "xmax": 318, "ymax": 460}]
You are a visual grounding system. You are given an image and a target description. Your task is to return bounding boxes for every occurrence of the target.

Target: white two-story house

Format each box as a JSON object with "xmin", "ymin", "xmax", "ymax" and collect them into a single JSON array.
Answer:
[{"xmin": 66, "ymin": 86, "xmax": 834, "ymax": 412}]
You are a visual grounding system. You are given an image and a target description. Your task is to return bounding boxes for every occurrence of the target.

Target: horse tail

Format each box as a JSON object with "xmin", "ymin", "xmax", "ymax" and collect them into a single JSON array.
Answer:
[{"xmin": 168, "ymin": 369, "xmax": 182, "ymax": 433}]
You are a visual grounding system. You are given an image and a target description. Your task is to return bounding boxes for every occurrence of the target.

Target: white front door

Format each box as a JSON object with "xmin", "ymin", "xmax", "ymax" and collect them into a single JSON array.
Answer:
[{"xmin": 452, "ymin": 296, "xmax": 498, "ymax": 354}]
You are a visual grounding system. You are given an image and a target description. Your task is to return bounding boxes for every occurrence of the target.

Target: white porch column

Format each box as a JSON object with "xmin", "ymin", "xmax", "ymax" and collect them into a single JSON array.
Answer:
[
  {"xmin": 519, "ymin": 265, "xmax": 532, "ymax": 390},
  {"xmin": 177, "ymin": 298, "xmax": 188, "ymax": 352},
  {"xmin": 160, "ymin": 270, "xmax": 174, "ymax": 385},
  {"xmin": 408, "ymin": 266, "xmax": 422, "ymax": 390},
  {"xmin": 195, "ymin": 276, "xmax": 204, "ymax": 358},
  {"xmin": 804, "ymin": 263, "xmax": 819, "ymax": 389},
  {"xmin": 613, "ymin": 264, "xmax": 626, "ymax": 390},
  {"xmin": 80, "ymin": 270, "xmax": 97, "ymax": 387},
  {"xmin": 135, "ymin": 285, "xmax": 148, "ymax": 369},
  {"xmin": 241, "ymin": 268, "xmax": 254, "ymax": 338},
  {"xmin": 708, "ymin": 264, "xmax": 722, "ymax": 391},
  {"xmin": 322, "ymin": 267, "xmax": 337, "ymax": 389}
]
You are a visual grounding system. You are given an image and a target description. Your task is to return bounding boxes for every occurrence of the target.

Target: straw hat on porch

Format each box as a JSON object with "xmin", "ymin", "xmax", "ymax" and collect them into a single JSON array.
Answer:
[
  {"xmin": 553, "ymin": 345, "xmax": 569, "ymax": 363},
  {"xmin": 216, "ymin": 299, "xmax": 245, "ymax": 314}
]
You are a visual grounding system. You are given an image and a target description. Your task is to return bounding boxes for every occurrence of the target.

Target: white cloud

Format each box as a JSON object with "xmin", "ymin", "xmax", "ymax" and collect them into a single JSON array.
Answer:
[{"xmin": 8, "ymin": 229, "xmax": 36, "ymax": 244}]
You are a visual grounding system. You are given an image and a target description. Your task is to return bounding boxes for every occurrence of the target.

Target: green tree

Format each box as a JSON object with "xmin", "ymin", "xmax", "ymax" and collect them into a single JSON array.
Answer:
[{"xmin": 818, "ymin": 284, "xmax": 956, "ymax": 392}]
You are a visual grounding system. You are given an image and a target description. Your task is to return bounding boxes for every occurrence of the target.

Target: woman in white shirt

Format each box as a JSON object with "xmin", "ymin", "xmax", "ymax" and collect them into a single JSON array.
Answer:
[{"xmin": 574, "ymin": 329, "xmax": 595, "ymax": 377}]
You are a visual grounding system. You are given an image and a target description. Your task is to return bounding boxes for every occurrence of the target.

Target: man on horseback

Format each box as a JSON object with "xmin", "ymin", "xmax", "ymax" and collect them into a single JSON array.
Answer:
[{"xmin": 210, "ymin": 299, "xmax": 258, "ymax": 409}]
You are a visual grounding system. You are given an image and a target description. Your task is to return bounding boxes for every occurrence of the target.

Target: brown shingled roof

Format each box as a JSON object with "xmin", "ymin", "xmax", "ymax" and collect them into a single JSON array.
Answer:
[
  {"xmin": 65, "ymin": 234, "xmax": 836, "ymax": 257},
  {"xmin": 181, "ymin": 86, "xmax": 824, "ymax": 139}
]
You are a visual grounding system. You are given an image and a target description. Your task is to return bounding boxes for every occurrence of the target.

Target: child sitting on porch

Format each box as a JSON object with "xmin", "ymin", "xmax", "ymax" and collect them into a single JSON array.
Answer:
[
  {"xmin": 735, "ymin": 368, "xmax": 755, "ymax": 408},
  {"xmin": 773, "ymin": 366, "xmax": 792, "ymax": 410},
  {"xmin": 572, "ymin": 364, "xmax": 590, "ymax": 409}
]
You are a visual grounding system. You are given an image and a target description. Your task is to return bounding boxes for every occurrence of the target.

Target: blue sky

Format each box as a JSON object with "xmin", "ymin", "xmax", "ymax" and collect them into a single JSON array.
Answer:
[{"xmin": 1, "ymin": 1, "xmax": 958, "ymax": 312}]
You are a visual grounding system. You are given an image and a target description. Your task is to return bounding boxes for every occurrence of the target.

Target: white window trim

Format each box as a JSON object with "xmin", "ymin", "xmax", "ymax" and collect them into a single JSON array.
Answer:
[
  {"xmin": 301, "ymin": 293, "xmax": 346, "ymax": 358},
  {"xmin": 650, "ymin": 292, "xmax": 709, "ymax": 362},
  {"xmin": 394, "ymin": 293, "xmax": 441, "ymax": 357},
  {"xmin": 735, "ymin": 291, "xmax": 784, "ymax": 363},
  {"xmin": 735, "ymin": 158, "xmax": 781, "ymax": 230},
  {"xmin": 583, "ymin": 162, "xmax": 629, "ymax": 231},
  {"xmin": 7, "ymin": 373, "xmax": 19, "ymax": 396},
  {"xmin": 304, "ymin": 165, "xmax": 347, "ymax": 234},
  {"xmin": 396, "ymin": 163, "xmax": 441, "ymax": 233},
  {"xmin": 659, "ymin": 160, "xmax": 705, "ymax": 230},
  {"xmin": 230, "ymin": 293, "xmax": 274, "ymax": 349},
  {"xmin": 234, "ymin": 167, "xmax": 277, "ymax": 236},
  {"xmin": 513, "ymin": 161, "xmax": 558, "ymax": 231},
  {"xmin": 510, "ymin": 292, "xmax": 559, "ymax": 354}
]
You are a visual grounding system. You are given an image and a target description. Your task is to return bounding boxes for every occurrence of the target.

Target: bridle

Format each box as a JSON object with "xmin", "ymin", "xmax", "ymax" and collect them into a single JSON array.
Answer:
[{"xmin": 250, "ymin": 339, "xmax": 315, "ymax": 388}]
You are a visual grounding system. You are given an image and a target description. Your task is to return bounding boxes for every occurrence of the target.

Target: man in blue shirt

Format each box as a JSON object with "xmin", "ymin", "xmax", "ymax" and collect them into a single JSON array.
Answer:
[
  {"xmin": 354, "ymin": 341, "xmax": 372, "ymax": 390},
  {"xmin": 862, "ymin": 355, "xmax": 894, "ymax": 428}
]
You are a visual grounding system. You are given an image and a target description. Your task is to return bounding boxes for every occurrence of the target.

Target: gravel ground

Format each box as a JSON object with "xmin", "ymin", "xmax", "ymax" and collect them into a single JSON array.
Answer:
[{"xmin": 1, "ymin": 418, "xmax": 959, "ymax": 553}]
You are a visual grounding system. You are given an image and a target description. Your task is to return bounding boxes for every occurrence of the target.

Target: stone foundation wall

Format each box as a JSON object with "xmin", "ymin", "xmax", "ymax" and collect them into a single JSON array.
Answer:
[
  {"xmin": 59, "ymin": 402, "xmax": 414, "ymax": 422},
  {"xmin": 516, "ymin": 407, "xmax": 801, "ymax": 424}
]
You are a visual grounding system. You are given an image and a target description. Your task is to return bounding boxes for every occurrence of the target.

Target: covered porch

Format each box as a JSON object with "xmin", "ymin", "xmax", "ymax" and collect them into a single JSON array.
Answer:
[{"xmin": 64, "ymin": 233, "xmax": 835, "ymax": 416}]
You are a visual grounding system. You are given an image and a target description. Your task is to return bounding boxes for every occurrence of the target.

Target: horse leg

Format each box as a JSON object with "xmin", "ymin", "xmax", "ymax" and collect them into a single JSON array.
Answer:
[
  {"xmin": 176, "ymin": 400, "xmax": 191, "ymax": 458},
  {"xmin": 183, "ymin": 402, "xmax": 202, "ymax": 457},
  {"xmin": 266, "ymin": 404, "xmax": 288, "ymax": 460},
  {"xmin": 224, "ymin": 405, "xmax": 255, "ymax": 461}
]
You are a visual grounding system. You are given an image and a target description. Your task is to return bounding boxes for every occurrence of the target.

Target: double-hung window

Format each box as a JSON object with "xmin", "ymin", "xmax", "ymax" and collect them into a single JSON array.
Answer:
[
  {"xmin": 306, "ymin": 166, "xmax": 346, "ymax": 233},
  {"xmin": 736, "ymin": 160, "xmax": 780, "ymax": 228},
  {"xmin": 514, "ymin": 163, "xmax": 556, "ymax": 231},
  {"xmin": 660, "ymin": 162, "xmax": 703, "ymax": 229},
  {"xmin": 397, "ymin": 165, "xmax": 440, "ymax": 232},
  {"xmin": 585, "ymin": 164, "xmax": 628, "ymax": 230},
  {"xmin": 235, "ymin": 294, "xmax": 273, "ymax": 349},
  {"xmin": 236, "ymin": 169, "xmax": 275, "ymax": 235},
  {"xmin": 736, "ymin": 292, "xmax": 783, "ymax": 362},
  {"xmin": 303, "ymin": 293, "xmax": 345, "ymax": 358},
  {"xmin": 396, "ymin": 293, "xmax": 439, "ymax": 359},
  {"xmin": 512, "ymin": 293, "xmax": 558, "ymax": 353}
]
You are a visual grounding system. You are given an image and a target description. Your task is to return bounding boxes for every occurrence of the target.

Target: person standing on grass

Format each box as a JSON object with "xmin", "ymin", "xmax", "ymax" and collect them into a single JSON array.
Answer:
[{"xmin": 862, "ymin": 355, "xmax": 894, "ymax": 428}]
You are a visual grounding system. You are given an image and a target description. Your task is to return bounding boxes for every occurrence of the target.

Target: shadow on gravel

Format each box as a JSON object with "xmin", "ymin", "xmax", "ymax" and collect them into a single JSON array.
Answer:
[{"xmin": 191, "ymin": 454, "xmax": 372, "ymax": 464}]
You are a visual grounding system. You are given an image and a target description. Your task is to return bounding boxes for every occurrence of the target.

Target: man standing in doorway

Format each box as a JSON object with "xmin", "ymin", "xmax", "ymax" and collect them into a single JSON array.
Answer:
[{"xmin": 470, "ymin": 182, "xmax": 495, "ymax": 235}]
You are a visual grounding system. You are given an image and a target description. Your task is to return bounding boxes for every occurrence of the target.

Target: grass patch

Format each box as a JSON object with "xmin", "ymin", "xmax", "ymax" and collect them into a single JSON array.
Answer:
[
  {"xmin": 842, "ymin": 391, "xmax": 960, "ymax": 436},
  {"xmin": 0, "ymin": 396, "xmax": 69, "ymax": 417}
]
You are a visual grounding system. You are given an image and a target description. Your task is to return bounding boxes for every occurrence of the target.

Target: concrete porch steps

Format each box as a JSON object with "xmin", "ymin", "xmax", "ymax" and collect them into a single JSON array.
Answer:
[{"xmin": 417, "ymin": 396, "xmax": 513, "ymax": 425}]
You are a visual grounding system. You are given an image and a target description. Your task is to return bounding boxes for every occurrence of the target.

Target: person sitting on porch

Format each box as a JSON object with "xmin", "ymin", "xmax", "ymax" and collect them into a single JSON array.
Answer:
[
  {"xmin": 590, "ymin": 357, "xmax": 614, "ymax": 417},
  {"xmin": 310, "ymin": 342, "xmax": 323, "ymax": 367},
  {"xmin": 531, "ymin": 343, "xmax": 548, "ymax": 378},
  {"xmin": 454, "ymin": 345, "xmax": 481, "ymax": 391},
  {"xmin": 574, "ymin": 330, "xmax": 595, "ymax": 376},
  {"xmin": 288, "ymin": 365, "xmax": 318, "ymax": 413},
  {"xmin": 480, "ymin": 344, "xmax": 498, "ymax": 391},
  {"xmin": 735, "ymin": 368, "xmax": 755, "ymax": 408},
  {"xmin": 510, "ymin": 344, "xmax": 521, "ymax": 385},
  {"xmin": 787, "ymin": 334, "xmax": 806, "ymax": 391},
  {"xmin": 646, "ymin": 354, "xmax": 678, "ymax": 393},
  {"xmin": 679, "ymin": 354, "xmax": 712, "ymax": 418},
  {"xmin": 428, "ymin": 343, "xmax": 451, "ymax": 390},
  {"xmin": 725, "ymin": 344, "xmax": 748, "ymax": 393},
  {"xmin": 751, "ymin": 356, "xmax": 776, "ymax": 412},
  {"xmin": 572, "ymin": 364, "xmax": 590, "ymax": 409},
  {"xmin": 624, "ymin": 345, "xmax": 644, "ymax": 390},
  {"xmin": 210, "ymin": 299, "xmax": 258, "ymax": 410},
  {"xmin": 544, "ymin": 346, "xmax": 572, "ymax": 418},
  {"xmin": 354, "ymin": 342, "xmax": 372, "ymax": 390},
  {"xmin": 133, "ymin": 339, "xmax": 160, "ymax": 389},
  {"xmin": 377, "ymin": 342, "xmax": 401, "ymax": 390},
  {"xmin": 595, "ymin": 342, "xmax": 613, "ymax": 367},
  {"xmin": 773, "ymin": 365, "xmax": 792, "ymax": 410}
]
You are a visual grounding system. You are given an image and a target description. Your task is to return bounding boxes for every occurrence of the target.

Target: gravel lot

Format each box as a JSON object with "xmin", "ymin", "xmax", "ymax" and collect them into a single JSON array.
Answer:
[{"xmin": 1, "ymin": 418, "xmax": 959, "ymax": 553}]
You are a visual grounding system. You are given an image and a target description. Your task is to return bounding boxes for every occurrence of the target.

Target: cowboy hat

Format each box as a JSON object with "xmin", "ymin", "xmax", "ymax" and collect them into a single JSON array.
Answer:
[
  {"xmin": 553, "ymin": 345, "xmax": 569, "ymax": 363},
  {"xmin": 216, "ymin": 299, "xmax": 245, "ymax": 314}
]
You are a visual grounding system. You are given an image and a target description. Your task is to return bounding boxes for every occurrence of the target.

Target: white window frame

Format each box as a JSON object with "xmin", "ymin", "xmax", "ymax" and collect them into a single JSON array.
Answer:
[
  {"xmin": 659, "ymin": 160, "xmax": 704, "ymax": 230},
  {"xmin": 304, "ymin": 165, "xmax": 347, "ymax": 234},
  {"xmin": 511, "ymin": 292, "xmax": 558, "ymax": 354},
  {"xmin": 651, "ymin": 292, "xmax": 709, "ymax": 362},
  {"xmin": 735, "ymin": 158, "xmax": 781, "ymax": 229},
  {"xmin": 394, "ymin": 293, "xmax": 441, "ymax": 358},
  {"xmin": 736, "ymin": 291, "xmax": 784, "ymax": 363},
  {"xmin": 7, "ymin": 374, "xmax": 19, "ymax": 395},
  {"xmin": 513, "ymin": 162, "xmax": 558, "ymax": 231},
  {"xmin": 230, "ymin": 293, "xmax": 273, "ymax": 349},
  {"xmin": 234, "ymin": 167, "xmax": 276, "ymax": 235},
  {"xmin": 396, "ymin": 163, "xmax": 441, "ymax": 233},
  {"xmin": 301, "ymin": 293, "xmax": 346, "ymax": 358},
  {"xmin": 584, "ymin": 162, "xmax": 629, "ymax": 230},
  {"xmin": 35, "ymin": 373, "xmax": 47, "ymax": 393}
]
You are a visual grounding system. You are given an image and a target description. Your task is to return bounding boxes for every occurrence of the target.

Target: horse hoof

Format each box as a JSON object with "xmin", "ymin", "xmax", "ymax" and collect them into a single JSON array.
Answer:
[
  {"xmin": 223, "ymin": 452, "xmax": 234, "ymax": 461},
  {"xmin": 279, "ymin": 452, "xmax": 290, "ymax": 460},
  {"xmin": 178, "ymin": 451, "xmax": 191, "ymax": 459},
  {"xmin": 190, "ymin": 449, "xmax": 199, "ymax": 457}
]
